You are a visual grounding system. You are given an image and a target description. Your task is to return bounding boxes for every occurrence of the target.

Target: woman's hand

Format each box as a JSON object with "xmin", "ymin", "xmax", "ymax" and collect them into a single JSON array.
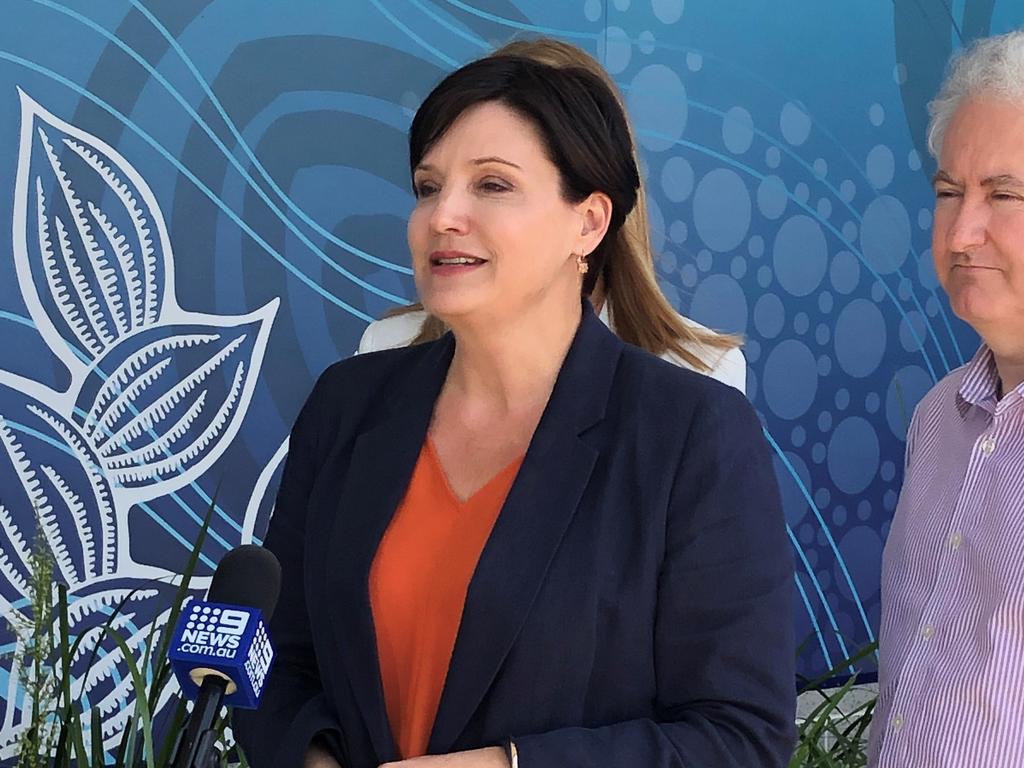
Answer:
[
  {"xmin": 379, "ymin": 746, "xmax": 509, "ymax": 768},
  {"xmin": 305, "ymin": 739, "xmax": 343, "ymax": 768}
]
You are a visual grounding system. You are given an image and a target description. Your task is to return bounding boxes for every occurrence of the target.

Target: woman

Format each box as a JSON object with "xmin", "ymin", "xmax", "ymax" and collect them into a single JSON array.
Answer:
[
  {"xmin": 358, "ymin": 38, "xmax": 746, "ymax": 394},
  {"xmin": 235, "ymin": 54, "xmax": 794, "ymax": 768}
]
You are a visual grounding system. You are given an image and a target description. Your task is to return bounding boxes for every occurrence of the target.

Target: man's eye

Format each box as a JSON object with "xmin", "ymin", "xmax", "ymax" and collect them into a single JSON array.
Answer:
[{"xmin": 935, "ymin": 189, "xmax": 960, "ymax": 199}]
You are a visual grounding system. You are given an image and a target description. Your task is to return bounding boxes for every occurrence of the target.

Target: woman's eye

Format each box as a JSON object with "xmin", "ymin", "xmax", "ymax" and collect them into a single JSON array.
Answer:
[
  {"xmin": 479, "ymin": 179, "xmax": 511, "ymax": 193},
  {"xmin": 415, "ymin": 181, "xmax": 439, "ymax": 198}
]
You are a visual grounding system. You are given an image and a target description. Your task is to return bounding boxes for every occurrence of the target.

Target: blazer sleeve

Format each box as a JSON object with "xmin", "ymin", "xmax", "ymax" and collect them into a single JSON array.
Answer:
[
  {"xmin": 233, "ymin": 372, "xmax": 348, "ymax": 767},
  {"xmin": 513, "ymin": 387, "xmax": 797, "ymax": 767}
]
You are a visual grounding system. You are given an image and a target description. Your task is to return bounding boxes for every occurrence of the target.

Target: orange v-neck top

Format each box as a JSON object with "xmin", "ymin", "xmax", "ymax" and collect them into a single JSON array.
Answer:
[{"xmin": 369, "ymin": 438, "xmax": 524, "ymax": 759}]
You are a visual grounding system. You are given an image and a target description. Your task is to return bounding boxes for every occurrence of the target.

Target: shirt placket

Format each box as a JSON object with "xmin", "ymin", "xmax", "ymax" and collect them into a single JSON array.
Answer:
[{"xmin": 884, "ymin": 410, "xmax": 995, "ymax": 765}]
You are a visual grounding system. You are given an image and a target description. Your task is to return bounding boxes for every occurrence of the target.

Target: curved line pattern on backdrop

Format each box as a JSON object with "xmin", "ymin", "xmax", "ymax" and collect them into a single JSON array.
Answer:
[
  {"xmin": 124, "ymin": 0, "xmax": 413, "ymax": 274},
  {"xmin": 29, "ymin": 0, "xmax": 411, "ymax": 306},
  {"xmin": 0, "ymin": 51, "xmax": 376, "ymax": 322},
  {"xmin": 369, "ymin": 0, "xmax": 460, "ymax": 67},
  {"xmin": 407, "ymin": 0, "xmax": 492, "ymax": 50},
  {"xmin": 630, "ymin": 109, "xmax": 942, "ymax": 381}
]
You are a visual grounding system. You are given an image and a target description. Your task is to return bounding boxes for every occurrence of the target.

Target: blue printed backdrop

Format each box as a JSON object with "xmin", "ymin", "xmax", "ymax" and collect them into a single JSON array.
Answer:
[{"xmin": 0, "ymin": 0, "xmax": 1020, "ymax": 757}]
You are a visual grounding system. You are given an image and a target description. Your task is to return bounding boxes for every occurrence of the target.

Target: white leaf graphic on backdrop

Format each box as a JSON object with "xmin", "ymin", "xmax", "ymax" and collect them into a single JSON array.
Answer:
[
  {"xmin": 0, "ymin": 383, "xmax": 116, "ymax": 601},
  {"xmin": 12, "ymin": 89, "xmax": 176, "ymax": 377},
  {"xmin": 1, "ymin": 90, "xmax": 280, "ymax": 758},
  {"xmin": 71, "ymin": 306, "xmax": 276, "ymax": 507}
]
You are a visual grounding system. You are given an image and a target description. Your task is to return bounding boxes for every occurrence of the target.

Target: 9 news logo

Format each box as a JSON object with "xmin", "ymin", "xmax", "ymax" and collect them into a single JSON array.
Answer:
[
  {"xmin": 244, "ymin": 622, "xmax": 273, "ymax": 698},
  {"xmin": 176, "ymin": 605, "xmax": 250, "ymax": 659}
]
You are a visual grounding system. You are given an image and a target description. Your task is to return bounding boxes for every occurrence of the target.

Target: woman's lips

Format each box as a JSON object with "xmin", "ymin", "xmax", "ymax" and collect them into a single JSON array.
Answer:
[{"xmin": 429, "ymin": 251, "xmax": 488, "ymax": 275}]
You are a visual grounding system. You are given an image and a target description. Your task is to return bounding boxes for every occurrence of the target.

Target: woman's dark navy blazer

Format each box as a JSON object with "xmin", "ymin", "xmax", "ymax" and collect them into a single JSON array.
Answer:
[{"xmin": 234, "ymin": 306, "xmax": 796, "ymax": 767}]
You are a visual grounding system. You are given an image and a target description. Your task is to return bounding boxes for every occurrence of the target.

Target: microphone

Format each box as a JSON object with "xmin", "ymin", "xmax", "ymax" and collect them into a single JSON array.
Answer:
[{"xmin": 168, "ymin": 545, "xmax": 282, "ymax": 768}]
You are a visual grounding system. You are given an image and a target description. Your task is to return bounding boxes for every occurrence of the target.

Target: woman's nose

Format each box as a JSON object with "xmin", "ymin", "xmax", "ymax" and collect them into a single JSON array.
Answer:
[{"xmin": 429, "ymin": 188, "xmax": 470, "ymax": 235}]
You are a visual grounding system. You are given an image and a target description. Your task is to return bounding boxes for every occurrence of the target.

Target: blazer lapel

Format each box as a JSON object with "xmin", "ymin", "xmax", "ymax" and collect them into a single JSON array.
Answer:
[
  {"xmin": 324, "ymin": 336, "xmax": 454, "ymax": 762},
  {"xmin": 428, "ymin": 307, "xmax": 623, "ymax": 753}
]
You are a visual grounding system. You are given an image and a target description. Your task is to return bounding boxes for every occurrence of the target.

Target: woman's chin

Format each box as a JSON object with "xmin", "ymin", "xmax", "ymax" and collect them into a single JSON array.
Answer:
[{"xmin": 420, "ymin": 290, "xmax": 492, "ymax": 324}]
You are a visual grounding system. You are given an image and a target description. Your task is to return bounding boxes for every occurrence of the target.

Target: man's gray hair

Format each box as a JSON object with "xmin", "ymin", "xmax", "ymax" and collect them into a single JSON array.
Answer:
[{"xmin": 928, "ymin": 29, "xmax": 1024, "ymax": 158}]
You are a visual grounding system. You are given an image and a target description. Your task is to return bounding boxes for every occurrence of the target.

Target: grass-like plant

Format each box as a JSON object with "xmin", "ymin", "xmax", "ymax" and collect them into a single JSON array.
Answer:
[
  {"xmin": 3, "ymin": 500, "xmax": 250, "ymax": 767},
  {"xmin": 7, "ymin": 521, "xmax": 60, "ymax": 767},
  {"xmin": 790, "ymin": 641, "xmax": 879, "ymax": 767}
]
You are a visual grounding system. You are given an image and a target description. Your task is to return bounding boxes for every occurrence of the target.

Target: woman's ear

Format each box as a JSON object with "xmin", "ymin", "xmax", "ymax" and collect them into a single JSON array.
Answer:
[{"xmin": 574, "ymin": 192, "xmax": 613, "ymax": 257}]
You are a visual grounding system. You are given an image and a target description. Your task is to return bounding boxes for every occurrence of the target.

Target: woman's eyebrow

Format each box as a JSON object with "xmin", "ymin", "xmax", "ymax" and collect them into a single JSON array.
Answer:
[
  {"xmin": 471, "ymin": 156, "xmax": 521, "ymax": 169},
  {"xmin": 415, "ymin": 156, "xmax": 522, "ymax": 173}
]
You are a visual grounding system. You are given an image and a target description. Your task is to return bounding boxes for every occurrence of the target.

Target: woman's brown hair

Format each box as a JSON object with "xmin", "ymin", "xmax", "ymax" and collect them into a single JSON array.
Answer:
[{"xmin": 388, "ymin": 38, "xmax": 740, "ymax": 370}]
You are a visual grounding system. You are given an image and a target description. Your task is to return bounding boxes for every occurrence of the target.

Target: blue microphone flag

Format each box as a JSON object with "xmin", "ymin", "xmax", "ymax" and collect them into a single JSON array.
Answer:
[{"xmin": 168, "ymin": 599, "xmax": 274, "ymax": 709}]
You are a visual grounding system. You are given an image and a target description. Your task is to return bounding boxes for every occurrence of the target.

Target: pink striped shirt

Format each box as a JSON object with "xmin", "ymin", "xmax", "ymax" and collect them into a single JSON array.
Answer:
[{"xmin": 870, "ymin": 345, "xmax": 1024, "ymax": 767}]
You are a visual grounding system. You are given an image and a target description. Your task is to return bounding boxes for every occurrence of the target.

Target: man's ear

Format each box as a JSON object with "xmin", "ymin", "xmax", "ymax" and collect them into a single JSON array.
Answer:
[{"xmin": 574, "ymin": 192, "xmax": 613, "ymax": 256}]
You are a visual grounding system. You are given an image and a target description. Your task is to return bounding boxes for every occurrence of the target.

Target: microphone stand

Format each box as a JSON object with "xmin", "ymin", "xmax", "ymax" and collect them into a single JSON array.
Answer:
[{"xmin": 171, "ymin": 676, "xmax": 228, "ymax": 768}]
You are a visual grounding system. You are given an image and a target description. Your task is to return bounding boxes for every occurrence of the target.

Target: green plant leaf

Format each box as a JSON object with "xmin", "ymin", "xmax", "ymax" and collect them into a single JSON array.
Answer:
[
  {"xmin": 92, "ymin": 706, "xmax": 105, "ymax": 767},
  {"xmin": 10, "ymin": 493, "xmax": 225, "ymax": 765},
  {"xmin": 155, "ymin": 696, "xmax": 188, "ymax": 768},
  {"xmin": 147, "ymin": 493, "xmax": 218, "ymax": 722},
  {"xmin": 50, "ymin": 584, "xmax": 153, "ymax": 768},
  {"xmin": 105, "ymin": 628, "xmax": 157, "ymax": 768},
  {"xmin": 69, "ymin": 709, "xmax": 89, "ymax": 768},
  {"xmin": 793, "ymin": 642, "xmax": 878, "ymax": 768},
  {"xmin": 53, "ymin": 584, "xmax": 73, "ymax": 768},
  {"xmin": 798, "ymin": 641, "xmax": 878, "ymax": 693}
]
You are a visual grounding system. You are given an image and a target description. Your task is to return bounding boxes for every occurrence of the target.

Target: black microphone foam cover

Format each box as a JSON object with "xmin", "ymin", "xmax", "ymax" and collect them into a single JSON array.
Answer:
[{"xmin": 207, "ymin": 545, "xmax": 283, "ymax": 621}]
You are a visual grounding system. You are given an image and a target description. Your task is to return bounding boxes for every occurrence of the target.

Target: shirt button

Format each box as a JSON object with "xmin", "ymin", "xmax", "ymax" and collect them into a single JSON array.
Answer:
[
  {"xmin": 921, "ymin": 624, "xmax": 935, "ymax": 640},
  {"xmin": 891, "ymin": 714, "xmax": 905, "ymax": 731},
  {"xmin": 949, "ymin": 532, "xmax": 963, "ymax": 550},
  {"xmin": 981, "ymin": 436, "xmax": 996, "ymax": 456}
]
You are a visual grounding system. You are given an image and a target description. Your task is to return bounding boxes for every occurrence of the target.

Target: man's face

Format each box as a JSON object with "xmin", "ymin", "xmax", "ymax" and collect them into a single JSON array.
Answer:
[{"xmin": 932, "ymin": 95, "xmax": 1024, "ymax": 339}]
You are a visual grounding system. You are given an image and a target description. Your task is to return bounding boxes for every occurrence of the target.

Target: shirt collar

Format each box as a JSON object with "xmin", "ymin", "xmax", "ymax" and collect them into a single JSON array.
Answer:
[
  {"xmin": 958, "ymin": 345, "xmax": 999, "ymax": 407},
  {"xmin": 956, "ymin": 344, "xmax": 1024, "ymax": 414}
]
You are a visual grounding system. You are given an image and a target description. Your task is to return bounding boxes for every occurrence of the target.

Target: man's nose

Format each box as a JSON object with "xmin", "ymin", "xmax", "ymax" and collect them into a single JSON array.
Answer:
[{"xmin": 945, "ymin": 195, "xmax": 989, "ymax": 254}]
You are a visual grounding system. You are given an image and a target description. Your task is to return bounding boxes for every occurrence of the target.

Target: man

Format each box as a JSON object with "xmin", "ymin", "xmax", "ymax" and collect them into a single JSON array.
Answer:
[{"xmin": 869, "ymin": 29, "xmax": 1024, "ymax": 767}]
